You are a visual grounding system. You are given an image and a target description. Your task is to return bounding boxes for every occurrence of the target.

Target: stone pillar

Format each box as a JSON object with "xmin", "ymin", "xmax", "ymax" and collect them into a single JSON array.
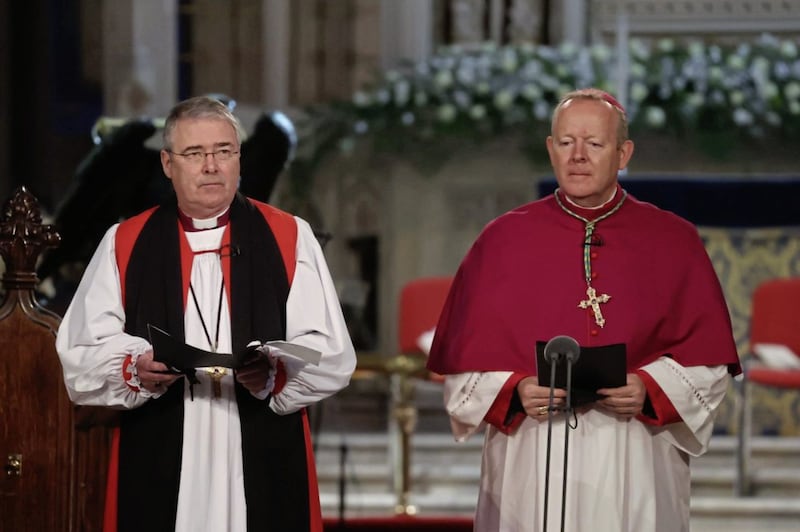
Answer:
[
  {"xmin": 261, "ymin": 0, "xmax": 291, "ymax": 108},
  {"xmin": 102, "ymin": 0, "xmax": 177, "ymax": 117},
  {"xmin": 380, "ymin": 0, "xmax": 434, "ymax": 69},
  {"xmin": 557, "ymin": 0, "xmax": 589, "ymax": 45}
]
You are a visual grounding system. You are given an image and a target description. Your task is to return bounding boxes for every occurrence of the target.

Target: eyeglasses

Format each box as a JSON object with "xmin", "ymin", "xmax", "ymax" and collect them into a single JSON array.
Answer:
[{"xmin": 168, "ymin": 148, "xmax": 240, "ymax": 164}]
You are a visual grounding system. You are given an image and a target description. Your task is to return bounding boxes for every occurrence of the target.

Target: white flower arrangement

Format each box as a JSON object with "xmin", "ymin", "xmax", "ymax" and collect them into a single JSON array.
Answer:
[
  {"xmin": 288, "ymin": 34, "xmax": 800, "ymax": 201},
  {"xmin": 333, "ymin": 34, "xmax": 800, "ymax": 157}
]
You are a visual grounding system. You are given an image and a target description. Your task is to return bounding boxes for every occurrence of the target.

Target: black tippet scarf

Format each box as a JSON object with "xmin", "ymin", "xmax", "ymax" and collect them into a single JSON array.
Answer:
[{"xmin": 117, "ymin": 193, "xmax": 311, "ymax": 531}]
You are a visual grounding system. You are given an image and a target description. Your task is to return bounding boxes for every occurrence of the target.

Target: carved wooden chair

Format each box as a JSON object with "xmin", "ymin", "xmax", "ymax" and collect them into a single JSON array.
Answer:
[
  {"xmin": 0, "ymin": 186, "xmax": 110, "ymax": 531},
  {"xmin": 0, "ymin": 187, "xmax": 70, "ymax": 530}
]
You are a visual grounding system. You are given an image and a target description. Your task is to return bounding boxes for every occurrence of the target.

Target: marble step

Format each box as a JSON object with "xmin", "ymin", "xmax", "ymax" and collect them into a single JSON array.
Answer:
[
  {"xmin": 313, "ymin": 432, "xmax": 800, "ymax": 526},
  {"xmin": 314, "ymin": 434, "xmax": 800, "ymax": 489}
]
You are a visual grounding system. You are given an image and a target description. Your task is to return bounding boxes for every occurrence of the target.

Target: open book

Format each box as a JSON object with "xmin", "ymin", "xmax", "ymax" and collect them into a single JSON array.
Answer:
[{"xmin": 147, "ymin": 324, "xmax": 321, "ymax": 378}]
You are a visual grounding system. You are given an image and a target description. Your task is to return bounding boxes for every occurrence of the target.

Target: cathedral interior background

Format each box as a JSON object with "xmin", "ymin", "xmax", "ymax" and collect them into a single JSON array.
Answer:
[{"xmin": 2, "ymin": 1, "xmax": 800, "ymax": 528}]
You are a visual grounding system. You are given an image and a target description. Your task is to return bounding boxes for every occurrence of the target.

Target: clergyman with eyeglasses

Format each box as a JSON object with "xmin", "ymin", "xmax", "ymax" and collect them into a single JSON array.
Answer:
[{"xmin": 55, "ymin": 95, "xmax": 356, "ymax": 532}]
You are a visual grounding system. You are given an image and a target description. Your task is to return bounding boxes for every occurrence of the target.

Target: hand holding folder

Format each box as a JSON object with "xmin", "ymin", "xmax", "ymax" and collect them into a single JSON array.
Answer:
[
  {"xmin": 147, "ymin": 324, "xmax": 322, "ymax": 383},
  {"xmin": 535, "ymin": 341, "xmax": 627, "ymax": 406}
]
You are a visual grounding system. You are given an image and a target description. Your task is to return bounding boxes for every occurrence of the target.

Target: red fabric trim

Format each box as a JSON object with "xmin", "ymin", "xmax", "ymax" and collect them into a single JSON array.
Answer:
[
  {"xmin": 272, "ymin": 360, "xmax": 287, "ymax": 395},
  {"xmin": 221, "ymin": 227, "xmax": 232, "ymax": 310},
  {"xmin": 122, "ymin": 355, "xmax": 139, "ymax": 392},
  {"xmin": 110, "ymin": 211, "xmax": 157, "ymax": 529},
  {"xmin": 103, "ymin": 427, "xmax": 121, "ymax": 532},
  {"xmin": 635, "ymin": 369, "xmax": 680, "ymax": 426},
  {"xmin": 252, "ymin": 200, "xmax": 296, "ymax": 398},
  {"xmin": 115, "ymin": 207, "xmax": 158, "ymax": 304},
  {"xmin": 178, "ymin": 226, "xmax": 193, "ymax": 307},
  {"xmin": 484, "ymin": 372, "xmax": 528, "ymax": 434},
  {"xmin": 252, "ymin": 200, "xmax": 298, "ymax": 284},
  {"xmin": 302, "ymin": 410, "xmax": 323, "ymax": 532}
]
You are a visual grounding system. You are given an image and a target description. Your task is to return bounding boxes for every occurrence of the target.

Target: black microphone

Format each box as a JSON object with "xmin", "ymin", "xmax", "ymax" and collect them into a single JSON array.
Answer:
[
  {"xmin": 583, "ymin": 234, "xmax": 603, "ymax": 247},
  {"xmin": 544, "ymin": 335, "xmax": 580, "ymax": 364},
  {"xmin": 542, "ymin": 335, "xmax": 580, "ymax": 532}
]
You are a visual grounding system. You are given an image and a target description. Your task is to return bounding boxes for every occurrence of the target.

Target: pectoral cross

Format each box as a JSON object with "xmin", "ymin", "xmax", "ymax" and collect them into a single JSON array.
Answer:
[
  {"xmin": 207, "ymin": 367, "xmax": 227, "ymax": 398},
  {"xmin": 578, "ymin": 285, "xmax": 611, "ymax": 328}
]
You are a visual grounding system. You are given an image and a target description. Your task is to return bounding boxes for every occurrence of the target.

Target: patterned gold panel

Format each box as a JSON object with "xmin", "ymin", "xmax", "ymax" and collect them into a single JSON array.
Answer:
[{"xmin": 701, "ymin": 227, "xmax": 800, "ymax": 436}]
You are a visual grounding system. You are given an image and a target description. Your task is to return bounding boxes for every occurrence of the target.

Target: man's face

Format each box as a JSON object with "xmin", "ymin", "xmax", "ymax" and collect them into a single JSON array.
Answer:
[
  {"xmin": 160, "ymin": 117, "xmax": 241, "ymax": 219},
  {"xmin": 546, "ymin": 98, "xmax": 634, "ymax": 208}
]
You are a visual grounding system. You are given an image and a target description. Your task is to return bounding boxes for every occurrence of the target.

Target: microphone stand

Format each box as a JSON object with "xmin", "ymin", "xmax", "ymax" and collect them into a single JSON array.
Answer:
[
  {"xmin": 338, "ymin": 437, "xmax": 347, "ymax": 531},
  {"xmin": 540, "ymin": 335, "xmax": 579, "ymax": 532},
  {"xmin": 542, "ymin": 351, "xmax": 562, "ymax": 532},
  {"xmin": 559, "ymin": 351, "xmax": 579, "ymax": 532}
]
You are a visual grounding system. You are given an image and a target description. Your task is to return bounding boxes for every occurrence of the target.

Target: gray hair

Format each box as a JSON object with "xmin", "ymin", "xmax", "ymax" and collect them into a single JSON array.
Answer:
[
  {"xmin": 551, "ymin": 88, "xmax": 629, "ymax": 147},
  {"xmin": 162, "ymin": 96, "xmax": 246, "ymax": 150}
]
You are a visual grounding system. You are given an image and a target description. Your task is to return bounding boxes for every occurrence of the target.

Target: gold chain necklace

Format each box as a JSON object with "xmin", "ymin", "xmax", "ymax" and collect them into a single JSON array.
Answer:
[{"xmin": 554, "ymin": 188, "xmax": 627, "ymax": 328}]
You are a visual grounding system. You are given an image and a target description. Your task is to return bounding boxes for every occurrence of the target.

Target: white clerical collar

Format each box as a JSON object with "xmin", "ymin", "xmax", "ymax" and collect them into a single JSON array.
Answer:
[{"xmin": 564, "ymin": 188, "xmax": 618, "ymax": 210}]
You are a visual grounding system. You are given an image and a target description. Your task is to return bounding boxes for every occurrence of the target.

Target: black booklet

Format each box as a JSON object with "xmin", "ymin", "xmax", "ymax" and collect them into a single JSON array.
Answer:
[
  {"xmin": 535, "ymin": 341, "xmax": 627, "ymax": 407},
  {"xmin": 147, "ymin": 324, "xmax": 322, "ymax": 379},
  {"xmin": 148, "ymin": 324, "xmax": 250, "ymax": 381}
]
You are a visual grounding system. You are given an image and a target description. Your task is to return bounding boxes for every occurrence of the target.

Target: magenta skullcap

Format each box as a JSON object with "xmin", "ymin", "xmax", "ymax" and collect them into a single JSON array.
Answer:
[{"xmin": 597, "ymin": 90, "xmax": 626, "ymax": 116}]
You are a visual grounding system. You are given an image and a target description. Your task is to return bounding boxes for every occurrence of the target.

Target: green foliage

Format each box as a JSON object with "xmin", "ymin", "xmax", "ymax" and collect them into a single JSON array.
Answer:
[{"xmin": 290, "ymin": 35, "xmax": 800, "ymax": 199}]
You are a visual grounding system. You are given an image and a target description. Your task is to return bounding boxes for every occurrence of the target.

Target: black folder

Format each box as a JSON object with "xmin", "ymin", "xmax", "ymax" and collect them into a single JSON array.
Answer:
[
  {"xmin": 148, "ymin": 323, "xmax": 248, "ymax": 375},
  {"xmin": 147, "ymin": 324, "xmax": 321, "ymax": 380},
  {"xmin": 535, "ymin": 341, "xmax": 627, "ymax": 406}
]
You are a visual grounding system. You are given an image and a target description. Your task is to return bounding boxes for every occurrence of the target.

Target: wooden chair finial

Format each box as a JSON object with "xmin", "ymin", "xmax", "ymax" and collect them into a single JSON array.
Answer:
[{"xmin": 0, "ymin": 186, "xmax": 61, "ymax": 289}]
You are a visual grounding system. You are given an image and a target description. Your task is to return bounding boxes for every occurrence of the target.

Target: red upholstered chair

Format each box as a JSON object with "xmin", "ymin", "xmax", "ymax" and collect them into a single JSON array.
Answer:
[
  {"xmin": 390, "ymin": 275, "xmax": 453, "ymax": 514},
  {"xmin": 397, "ymin": 275, "xmax": 454, "ymax": 375},
  {"xmin": 736, "ymin": 277, "xmax": 800, "ymax": 495}
]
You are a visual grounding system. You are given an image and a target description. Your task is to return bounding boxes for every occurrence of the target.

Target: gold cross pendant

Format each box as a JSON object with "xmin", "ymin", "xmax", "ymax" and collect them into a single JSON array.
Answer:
[
  {"xmin": 207, "ymin": 367, "xmax": 227, "ymax": 398},
  {"xmin": 578, "ymin": 285, "xmax": 611, "ymax": 328}
]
